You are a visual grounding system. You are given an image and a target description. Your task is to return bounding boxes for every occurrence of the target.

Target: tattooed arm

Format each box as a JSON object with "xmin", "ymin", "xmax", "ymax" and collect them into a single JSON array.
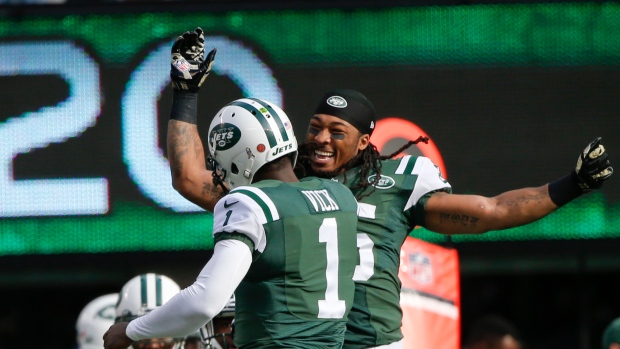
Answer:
[
  {"xmin": 422, "ymin": 137, "xmax": 614, "ymax": 235},
  {"xmin": 423, "ymin": 185, "xmax": 557, "ymax": 235},
  {"xmin": 167, "ymin": 120, "xmax": 225, "ymax": 212}
]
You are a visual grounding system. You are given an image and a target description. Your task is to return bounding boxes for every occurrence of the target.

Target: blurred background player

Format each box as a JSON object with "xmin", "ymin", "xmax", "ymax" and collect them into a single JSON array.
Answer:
[
  {"xmin": 462, "ymin": 314, "xmax": 524, "ymax": 349},
  {"xmin": 602, "ymin": 316, "xmax": 620, "ymax": 349},
  {"xmin": 115, "ymin": 273, "xmax": 185, "ymax": 349},
  {"xmin": 76, "ymin": 293, "xmax": 118, "ymax": 349}
]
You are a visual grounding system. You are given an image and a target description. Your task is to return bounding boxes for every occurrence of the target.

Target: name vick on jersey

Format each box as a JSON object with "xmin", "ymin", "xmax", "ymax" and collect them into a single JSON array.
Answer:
[{"xmin": 301, "ymin": 189, "xmax": 340, "ymax": 213}]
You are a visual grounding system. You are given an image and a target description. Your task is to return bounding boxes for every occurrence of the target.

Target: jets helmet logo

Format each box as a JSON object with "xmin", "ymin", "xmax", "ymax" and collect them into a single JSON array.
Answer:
[
  {"xmin": 209, "ymin": 123, "xmax": 242, "ymax": 151},
  {"xmin": 97, "ymin": 303, "xmax": 116, "ymax": 320}
]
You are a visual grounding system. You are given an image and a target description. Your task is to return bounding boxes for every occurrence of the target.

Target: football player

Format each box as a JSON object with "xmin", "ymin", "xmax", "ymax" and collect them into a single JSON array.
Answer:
[
  {"xmin": 103, "ymin": 32, "xmax": 360, "ymax": 348},
  {"xmin": 114, "ymin": 273, "xmax": 185, "ymax": 349},
  {"xmin": 76, "ymin": 293, "xmax": 118, "ymax": 349}
]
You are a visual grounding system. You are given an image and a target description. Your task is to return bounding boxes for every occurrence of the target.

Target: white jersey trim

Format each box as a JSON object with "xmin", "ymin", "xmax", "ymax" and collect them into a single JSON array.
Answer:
[
  {"xmin": 395, "ymin": 155, "xmax": 412, "ymax": 174},
  {"xmin": 212, "ymin": 192, "xmax": 267, "ymax": 253},
  {"xmin": 403, "ymin": 157, "xmax": 451, "ymax": 211},
  {"xmin": 231, "ymin": 185, "xmax": 280, "ymax": 222},
  {"xmin": 357, "ymin": 202, "xmax": 376, "ymax": 219}
]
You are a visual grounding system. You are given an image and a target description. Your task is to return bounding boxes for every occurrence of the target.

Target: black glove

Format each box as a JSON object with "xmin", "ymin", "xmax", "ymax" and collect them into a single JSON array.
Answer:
[
  {"xmin": 170, "ymin": 27, "xmax": 216, "ymax": 92},
  {"xmin": 574, "ymin": 137, "xmax": 613, "ymax": 191},
  {"xmin": 549, "ymin": 137, "xmax": 613, "ymax": 206}
]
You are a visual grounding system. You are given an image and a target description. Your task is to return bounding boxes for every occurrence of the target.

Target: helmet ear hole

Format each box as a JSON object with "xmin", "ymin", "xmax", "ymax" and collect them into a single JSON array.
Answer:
[{"xmin": 231, "ymin": 163, "xmax": 239, "ymax": 175}]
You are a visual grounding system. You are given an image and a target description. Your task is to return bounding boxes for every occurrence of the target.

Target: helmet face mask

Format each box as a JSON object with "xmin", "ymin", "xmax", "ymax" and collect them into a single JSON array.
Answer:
[
  {"xmin": 208, "ymin": 98, "xmax": 298, "ymax": 189},
  {"xmin": 208, "ymin": 157, "xmax": 228, "ymax": 186},
  {"xmin": 200, "ymin": 294, "xmax": 236, "ymax": 349}
]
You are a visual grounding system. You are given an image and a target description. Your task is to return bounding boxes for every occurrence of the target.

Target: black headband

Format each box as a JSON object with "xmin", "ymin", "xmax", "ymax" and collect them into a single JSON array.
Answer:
[{"xmin": 314, "ymin": 89, "xmax": 376, "ymax": 135}]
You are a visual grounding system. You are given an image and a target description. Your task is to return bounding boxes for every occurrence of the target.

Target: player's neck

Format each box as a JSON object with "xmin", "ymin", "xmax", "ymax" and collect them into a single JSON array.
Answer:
[{"xmin": 254, "ymin": 165, "xmax": 299, "ymax": 183}]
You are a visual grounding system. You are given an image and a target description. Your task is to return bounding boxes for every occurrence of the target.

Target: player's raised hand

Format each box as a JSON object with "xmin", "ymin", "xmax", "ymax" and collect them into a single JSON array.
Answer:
[
  {"xmin": 170, "ymin": 27, "xmax": 216, "ymax": 92},
  {"xmin": 574, "ymin": 137, "xmax": 613, "ymax": 191}
]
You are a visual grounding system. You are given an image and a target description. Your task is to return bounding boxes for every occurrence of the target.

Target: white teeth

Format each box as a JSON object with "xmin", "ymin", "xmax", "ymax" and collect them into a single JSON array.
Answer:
[{"xmin": 315, "ymin": 150, "xmax": 333, "ymax": 157}]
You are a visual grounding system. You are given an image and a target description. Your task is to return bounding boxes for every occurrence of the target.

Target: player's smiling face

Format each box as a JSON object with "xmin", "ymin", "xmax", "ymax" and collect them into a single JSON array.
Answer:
[{"xmin": 306, "ymin": 114, "xmax": 370, "ymax": 175}]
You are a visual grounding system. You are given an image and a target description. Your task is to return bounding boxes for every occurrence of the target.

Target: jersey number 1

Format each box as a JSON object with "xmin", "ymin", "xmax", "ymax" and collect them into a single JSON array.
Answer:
[{"xmin": 317, "ymin": 217, "xmax": 346, "ymax": 319}]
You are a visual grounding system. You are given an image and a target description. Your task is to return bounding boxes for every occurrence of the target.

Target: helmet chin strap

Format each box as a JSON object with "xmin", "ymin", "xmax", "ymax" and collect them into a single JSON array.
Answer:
[
  {"xmin": 243, "ymin": 147, "xmax": 255, "ymax": 180},
  {"xmin": 243, "ymin": 158, "xmax": 254, "ymax": 179},
  {"xmin": 200, "ymin": 322, "xmax": 230, "ymax": 349}
]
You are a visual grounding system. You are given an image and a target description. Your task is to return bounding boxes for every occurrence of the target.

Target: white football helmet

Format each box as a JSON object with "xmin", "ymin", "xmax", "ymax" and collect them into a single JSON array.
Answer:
[
  {"xmin": 199, "ymin": 293, "xmax": 235, "ymax": 349},
  {"xmin": 115, "ymin": 273, "xmax": 184, "ymax": 349},
  {"xmin": 76, "ymin": 293, "xmax": 119, "ymax": 349},
  {"xmin": 207, "ymin": 98, "xmax": 298, "ymax": 189}
]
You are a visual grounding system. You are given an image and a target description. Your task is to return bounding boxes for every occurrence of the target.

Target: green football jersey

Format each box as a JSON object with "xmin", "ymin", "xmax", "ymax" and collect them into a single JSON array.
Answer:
[
  {"xmin": 333, "ymin": 156, "xmax": 452, "ymax": 349},
  {"xmin": 212, "ymin": 177, "xmax": 359, "ymax": 349}
]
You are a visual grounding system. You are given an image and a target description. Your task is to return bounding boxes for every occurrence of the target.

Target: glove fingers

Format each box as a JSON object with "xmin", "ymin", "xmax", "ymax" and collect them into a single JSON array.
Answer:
[
  {"xmin": 584, "ymin": 153, "xmax": 609, "ymax": 172},
  {"xmin": 589, "ymin": 151, "xmax": 608, "ymax": 165},
  {"xmin": 205, "ymin": 48, "xmax": 217, "ymax": 70},
  {"xmin": 585, "ymin": 153, "xmax": 612, "ymax": 181},
  {"xmin": 180, "ymin": 31, "xmax": 196, "ymax": 53},
  {"xmin": 170, "ymin": 28, "xmax": 215, "ymax": 92},
  {"xmin": 588, "ymin": 144, "xmax": 606, "ymax": 159},
  {"xmin": 584, "ymin": 137, "xmax": 602, "ymax": 156},
  {"xmin": 183, "ymin": 30, "xmax": 204, "ymax": 60},
  {"xmin": 195, "ymin": 29, "xmax": 205, "ymax": 45},
  {"xmin": 593, "ymin": 166, "xmax": 614, "ymax": 180},
  {"xmin": 171, "ymin": 36, "xmax": 185, "ymax": 54},
  {"xmin": 206, "ymin": 48, "xmax": 217, "ymax": 62}
]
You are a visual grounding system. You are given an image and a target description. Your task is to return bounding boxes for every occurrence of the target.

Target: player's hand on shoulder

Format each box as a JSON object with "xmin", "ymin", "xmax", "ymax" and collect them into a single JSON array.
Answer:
[
  {"xmin": 103, "ymin": 322, "xmax": 133, "ymax": 349},
  {"xmin": 170, "ymin": 27, "xmax": 217, "ymax": 92},
  {"xmin": 574, "ymin": 137, "xmax": 613, "ymax": 191}
]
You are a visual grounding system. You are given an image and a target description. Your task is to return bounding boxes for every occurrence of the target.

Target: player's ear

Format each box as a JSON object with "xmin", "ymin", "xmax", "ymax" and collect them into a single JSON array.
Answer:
[{"xmin": 357, "ymin": 133, "xmax": 370, "ymax": 151}]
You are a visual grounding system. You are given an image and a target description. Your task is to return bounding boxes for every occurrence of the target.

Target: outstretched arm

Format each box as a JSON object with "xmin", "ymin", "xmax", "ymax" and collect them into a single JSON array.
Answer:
[
  {"xmin": 424, "ymin": 186, "xmax": 555, "ymax": 234},
  {"xmin": 167, "ymin": 27, "xmax": 225, "ymax": 212},
  {"xmin": 424, "ymin": 137, "xmax": 613, "ymax": 235}
]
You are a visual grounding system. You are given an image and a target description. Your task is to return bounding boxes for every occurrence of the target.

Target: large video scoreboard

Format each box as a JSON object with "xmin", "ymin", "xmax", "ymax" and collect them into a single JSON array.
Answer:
[{"xmin": 1, "ymin": 3, "xmax": 619, "ymax": 256}]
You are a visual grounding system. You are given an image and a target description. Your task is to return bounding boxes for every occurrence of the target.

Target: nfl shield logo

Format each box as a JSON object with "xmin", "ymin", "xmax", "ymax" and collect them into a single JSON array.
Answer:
[
  {"xmin": 409, "ymin": 252, "xmax": 433, "ymax": 284},
  {"xmin": 174, "ymin": 59, "xmax": 191, "ymax": 72}
]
